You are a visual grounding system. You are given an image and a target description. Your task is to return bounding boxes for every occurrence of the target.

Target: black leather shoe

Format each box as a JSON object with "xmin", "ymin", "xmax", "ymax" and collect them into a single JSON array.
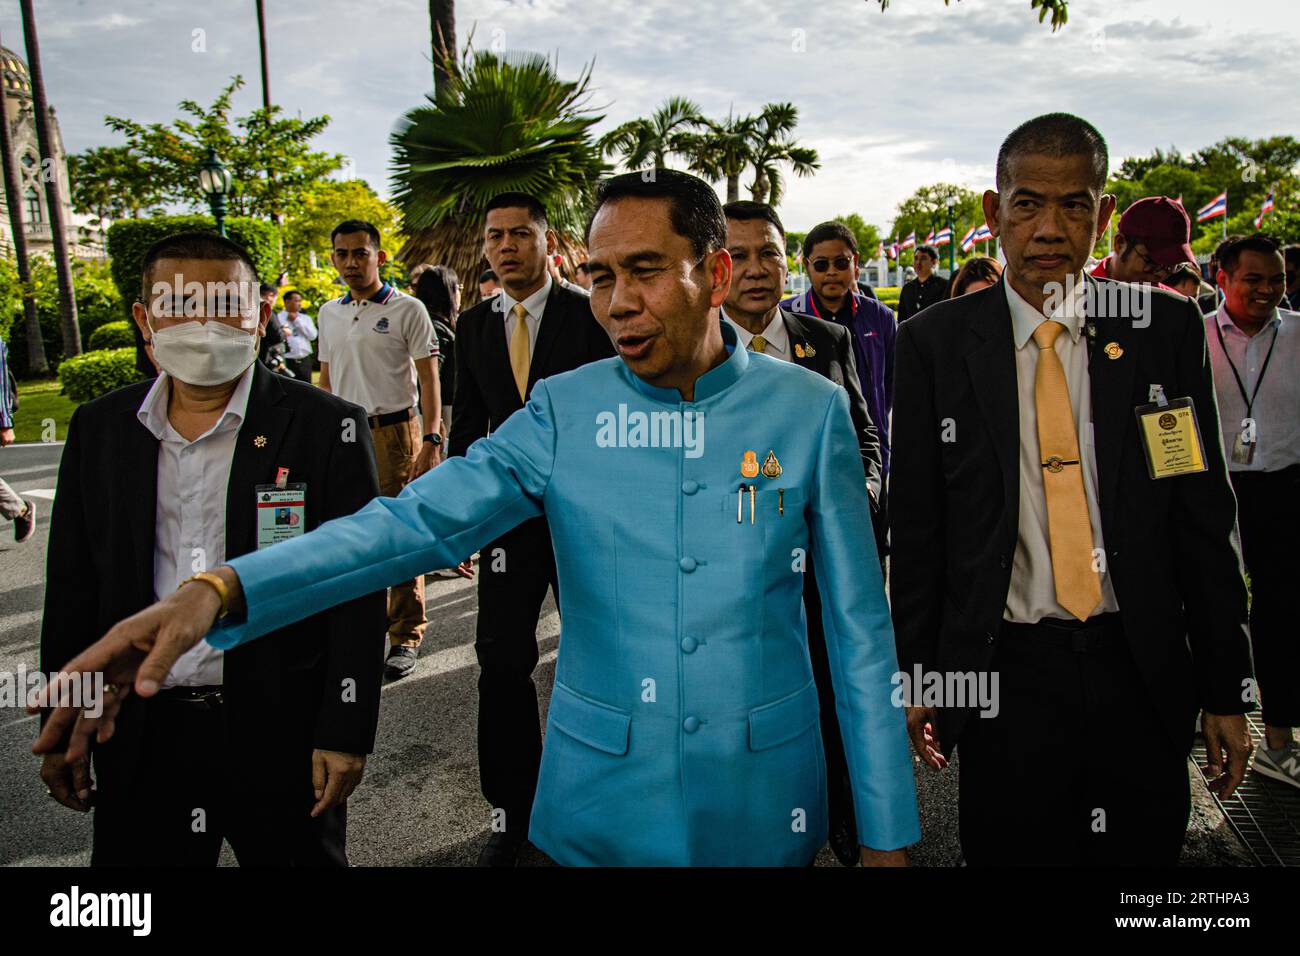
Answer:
[
  {"xmin": 476, "ymin": 830, "xmax": 525, "ymax": 867},
  {"xmin": 384, "ymin": 645, "xmax": 418, "ymax": 679}
]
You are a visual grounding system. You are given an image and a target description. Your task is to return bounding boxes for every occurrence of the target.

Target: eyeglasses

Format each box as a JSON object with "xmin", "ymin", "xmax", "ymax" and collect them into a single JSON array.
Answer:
[
  {"xmin": 810, "ymin": 256, "xmax": 852, "ymax": 273},
  {"xmin": 1131, "ymin": 245, "xmax": 1177, "ymax": 280}
]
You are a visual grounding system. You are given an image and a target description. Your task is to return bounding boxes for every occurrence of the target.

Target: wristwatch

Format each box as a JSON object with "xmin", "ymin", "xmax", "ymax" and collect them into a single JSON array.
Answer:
[{"xmin": 423, "ymin": 432, "xmax": 443, "ymax": 446}]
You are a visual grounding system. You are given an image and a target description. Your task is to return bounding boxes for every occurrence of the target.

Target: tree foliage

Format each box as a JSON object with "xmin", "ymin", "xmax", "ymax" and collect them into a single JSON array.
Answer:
[
  {"xmin": 876, "ymin": 0, "xmax": 1069, "ymax": 31},
  {"xmin": 283, "ymin": 179, "xmax": 403, "ymax": 281},
  {"xmin": 103, "ymin": 76, "xmax": 341, "ymax": 220}
]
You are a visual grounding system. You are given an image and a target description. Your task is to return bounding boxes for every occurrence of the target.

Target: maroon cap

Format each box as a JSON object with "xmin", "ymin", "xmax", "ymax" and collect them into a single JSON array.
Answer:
[{"xmin": 1118, "ymin": 197, "xmax": 1195, "ymax": 267}]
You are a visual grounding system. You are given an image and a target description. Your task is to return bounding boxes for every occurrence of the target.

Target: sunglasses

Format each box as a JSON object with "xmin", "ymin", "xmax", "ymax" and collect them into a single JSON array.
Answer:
[
  {"xmin": 810, "ymin": 256, "xmax": 852, "ymax": 273},
  {"xmin": 1131, "ymin": 246, "xmax": 1177, "ymax": 280}
]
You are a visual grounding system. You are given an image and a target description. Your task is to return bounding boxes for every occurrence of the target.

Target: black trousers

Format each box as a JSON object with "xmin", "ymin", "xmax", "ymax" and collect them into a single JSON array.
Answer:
[
  {"xmin": 957, "ymin": 615, "xmax": 1190, "ymax": 866},
  {"xmin": 474, "ymin": 516, "xmax": 559, "ymax": 837},
  {"xmin": 91, "ymin": 692, "xmax": 347, "ymax": 867},
  {"xmin": 286, "ymin": 356, "xmax": 314, "ymax": 385},
  {"xmin": 1231, "ymin": 465, "xmax": 1300, "ymax": 728}
]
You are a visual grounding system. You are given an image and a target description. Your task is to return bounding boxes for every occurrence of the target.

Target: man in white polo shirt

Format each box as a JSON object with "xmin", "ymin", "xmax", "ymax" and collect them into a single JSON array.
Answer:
[{"xmin": 317, "ymin": 219, "xmax": 443, "ymax": 678}]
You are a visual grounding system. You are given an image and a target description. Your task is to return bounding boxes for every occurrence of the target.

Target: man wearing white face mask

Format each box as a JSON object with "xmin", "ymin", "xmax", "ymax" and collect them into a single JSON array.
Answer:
[{"xmin": 38, "ymin": 232, "xmax": 387, "ymax": 865}]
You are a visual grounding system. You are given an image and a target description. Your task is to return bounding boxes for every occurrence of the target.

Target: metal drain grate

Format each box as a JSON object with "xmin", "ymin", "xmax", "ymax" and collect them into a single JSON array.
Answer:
[{"xmin": 1191, "ymin": 712, "xmax": 1300, "ymax": 867}]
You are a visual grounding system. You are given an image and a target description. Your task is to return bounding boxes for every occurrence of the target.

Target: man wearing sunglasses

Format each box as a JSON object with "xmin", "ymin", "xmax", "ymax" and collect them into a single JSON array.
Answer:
[
  {"xmin": 1090, "ymin": 196, "xmax": 1191, "ymax": 293},
  {"xmin": 782, "ymin": 221, "xmax": 898, "ymax": 479}
]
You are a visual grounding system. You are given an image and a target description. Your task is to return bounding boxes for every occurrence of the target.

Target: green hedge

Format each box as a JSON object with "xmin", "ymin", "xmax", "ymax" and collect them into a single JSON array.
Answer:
[
  {"xmin": 86, "ymin": 320, "xmax": 135, "ymax": 352},
  {"xmin": 2, "ymin": 257, "xmax": 123, "ymax": 377},
  {"xmin": 107, "ymin": 215, "xmax": 281, "ymax": 318},
  {"xmin": 57, "ymin": 347, "xmax": 145, "ymax": 403}
]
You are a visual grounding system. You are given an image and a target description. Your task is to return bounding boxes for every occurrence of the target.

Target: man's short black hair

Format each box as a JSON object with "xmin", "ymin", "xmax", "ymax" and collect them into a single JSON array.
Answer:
[
  {"xmin": 996, "ymin": 112, "xmax": 1109, "ymax": 194},
  {"xmin": 1283, "ymin": 244, "xmax": 1300, "ymax": 267},
  {"xmin": 259, "ymin": 283, "xmax": 278, "ymax": 296},
  {"xmin": 478, "ymin": 269, "xmax": 498, "ymax": 284},
  {"xmin": 485, "ymin": 192, "xmax": 549, "ymax": 227},
  {"xmin": 802, "ymin": 221, "xmax": 857, "ymax": 259},
  {"xmin": 139, "ymin": 231, "xmax": 260, "ymax": 300},
  {"xmin": 723, "ymin": 200, "xmax": 785, "ymax": 240},
  {"xmin": 283, "ymin": 289, "xmax": 303, "ymax": 299},
  {"xmin": 331, "ymin": 219, "xmax": 382, "ymax": 249},
  {"xmin": 1218, "ymin": 233, "xmax": 1283, "ymax": 276},
  {"xmin": 576, "ymin": 261, "xmax": 591, "ymax": 275},
  {"xmin": 914, "ymin": 245, "xmax": 939, "ymax": 263},
  {"xmin": 587, "ymin": 169, "xmax": 725, "ymax": 260}
]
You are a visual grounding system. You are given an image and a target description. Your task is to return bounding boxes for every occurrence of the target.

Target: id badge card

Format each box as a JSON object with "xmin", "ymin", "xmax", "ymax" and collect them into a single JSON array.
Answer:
[
  {"xmin": 1134, "ymin": 397, "xmax": 1207, "ymax": 479},
  {"xmin": 255, "ymin": 483, "xmax": 307, "ymax": 549},
  {"xmin": 1231, "ymin": 431, "xmax": 1256, "ymax": 466}
]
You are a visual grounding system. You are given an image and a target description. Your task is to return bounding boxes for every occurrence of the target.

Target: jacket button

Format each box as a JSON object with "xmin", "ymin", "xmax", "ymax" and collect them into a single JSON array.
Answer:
[
  {"xmin": 679, "ymin": 556, "xmax": 697, "ymax": 573},
  {"xmin": 681, "ymin": 479, "xmax": 699, "ymax": 495},
  {"xmin": 986, "ymin": 631, "xmax": 996, "ymax": 645},
  {"xmin": 680, "ymin": 636, "xmax": 698, "ymax": 654},
  {"xmin": 999, "ymin": 558, "xmax": 1008, "ymax": 569},
  {"xmin": 683, "ymin": 716, "xmax": 700, "ymax": 734}
]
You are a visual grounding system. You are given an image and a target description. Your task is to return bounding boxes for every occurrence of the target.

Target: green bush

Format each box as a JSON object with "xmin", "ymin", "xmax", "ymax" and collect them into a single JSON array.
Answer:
[
  {"xmin": 107, "ymin": 215, "xmax": 282, "ymax": 317},
  {"xmin": 1, "ymin": 257, "xmax": 124, "ymax": 376},
  {"xmin": 57, "ymin": 347, "xmax": 145, "ymax": 402},
  {"xmin": 86, "ymin": 320, "xmax": 136, "ymax": 351}
]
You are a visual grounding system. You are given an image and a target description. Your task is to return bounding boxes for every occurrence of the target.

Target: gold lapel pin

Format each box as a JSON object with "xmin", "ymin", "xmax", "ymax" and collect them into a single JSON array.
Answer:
[
  {"xmin": 761, "ymin": 450, "xmax": 782, "ymax": 479},
  {"xmin": 794, "ymin": 343, "xmax": 806, "ymax": 359},
  {"xmin": 1103, "ymin": 342, "xmax": 1123, "ymax": 360},
  {"xmin": 254, "ymin": 435, "xmax": 268, "ymax": 448},
  {"xmin": 740, "ymin": 450, "xmax": 759, "ymax": 479},
  {"xmin": 803, "ymin": 344, "xmax": 816, "ymax": 358}
]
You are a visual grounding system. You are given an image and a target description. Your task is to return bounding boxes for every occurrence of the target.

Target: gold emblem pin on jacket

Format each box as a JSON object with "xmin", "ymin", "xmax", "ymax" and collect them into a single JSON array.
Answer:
[{"xmin": 761, "ymin": 450, "xmax": 782, "ymax": 479}]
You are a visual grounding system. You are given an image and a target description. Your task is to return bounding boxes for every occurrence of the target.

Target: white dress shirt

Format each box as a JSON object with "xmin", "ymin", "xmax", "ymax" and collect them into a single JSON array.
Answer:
[
  {"xmin": 1004, "ymin": 278, "xmax": 1119, "ymax": 623},
  {"xmin": 276, "ymin": 310, "xmax": 318, "ymax": 359},
  {"xmin": 721, "ymin": 309, "xmax": 792, "ymax": 363},
  {"xmin": 498, "ymin": 274, "xmax": 553, "ymax": 359},
  {"xmin": 1206, "ymin": 305, "xmax": 1300, "ymax": 473},
  {"xmin": 136, "ymin": 362, "xmax": 256, "ymax": 687}
]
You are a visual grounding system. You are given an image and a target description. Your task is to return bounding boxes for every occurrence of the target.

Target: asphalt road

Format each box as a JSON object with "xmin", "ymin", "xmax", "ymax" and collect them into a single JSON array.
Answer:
[{"xmin": 0, "ymin": 439, "xmax": 1250, "ymax": 867}]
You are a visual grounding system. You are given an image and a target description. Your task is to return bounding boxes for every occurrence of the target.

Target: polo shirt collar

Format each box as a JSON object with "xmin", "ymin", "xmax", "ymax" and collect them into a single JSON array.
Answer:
[
  {"xmin": 341, "ymin": 281, "xmax": 394, "ymax": 305},
  {"xmin": 1006, "ymin": 273, "xmax": 1086, "ymax": 350}
]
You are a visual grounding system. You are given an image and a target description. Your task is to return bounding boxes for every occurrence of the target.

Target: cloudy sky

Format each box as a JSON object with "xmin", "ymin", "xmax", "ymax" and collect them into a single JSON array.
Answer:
[{"xmin": 4, "ymin": 0, "xmax": 1297, "ymax": 233}]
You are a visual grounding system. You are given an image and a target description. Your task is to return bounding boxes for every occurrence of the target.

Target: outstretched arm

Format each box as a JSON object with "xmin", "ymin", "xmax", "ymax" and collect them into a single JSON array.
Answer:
[{"xmin": 32, "ymin": 382, "xmax": 562, "ymax": 757}]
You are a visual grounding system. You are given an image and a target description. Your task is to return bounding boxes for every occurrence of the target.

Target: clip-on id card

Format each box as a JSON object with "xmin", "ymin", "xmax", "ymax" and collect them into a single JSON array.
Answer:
[
  {"xmin": 1134, "ymin": 397, "xmax": 1207, "ymax": 479},
  {"xmin": 255, "ymin": 482, "xmax": 307, "ymax": 549}
]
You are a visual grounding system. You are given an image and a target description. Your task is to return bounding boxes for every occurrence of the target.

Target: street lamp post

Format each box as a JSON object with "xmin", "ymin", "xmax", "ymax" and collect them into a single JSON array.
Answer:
[
  {"xmin": 947, "ymin": 200, "xmax": 956, "ymax": 275},
  {"xmin": 199, "ymin": 148, "xmax": 232, "ymax": 236}
]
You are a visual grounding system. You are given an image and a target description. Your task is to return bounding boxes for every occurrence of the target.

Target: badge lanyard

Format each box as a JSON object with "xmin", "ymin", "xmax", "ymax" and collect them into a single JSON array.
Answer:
[{"xmin": 1215, "ymin": 318, "xmax": 1279, "ymax": 429}]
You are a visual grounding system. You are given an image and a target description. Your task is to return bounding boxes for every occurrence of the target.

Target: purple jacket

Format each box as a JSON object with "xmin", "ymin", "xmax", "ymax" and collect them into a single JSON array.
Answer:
[{"xmin": 781, "ymin": 289, "xmax": 896, "ymax": 474}]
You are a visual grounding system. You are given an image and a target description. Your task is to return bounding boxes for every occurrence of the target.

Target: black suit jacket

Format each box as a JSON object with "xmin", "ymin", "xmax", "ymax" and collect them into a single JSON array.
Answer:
[
  {"xmin": 780, "ymin": 307, "xmax": 883, "ymax": 501},
  {"xmin": 41, "ymin": 363, "xmax": 387, "ymax": 790},
  {"xmin": 890, "ymin": 275, "xmax": 1252, "ymax": 753},
  {"xmin": 449, "ymin": 281, "xmax": 615, "ymax": 457}
]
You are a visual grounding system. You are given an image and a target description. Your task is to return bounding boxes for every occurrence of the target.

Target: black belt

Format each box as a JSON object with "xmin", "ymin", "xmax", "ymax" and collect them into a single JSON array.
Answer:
[
  {"xmin": 153, "ymin": 685, "xmax": 224, "ymax": 709},
  {"xmin": 1000, "ymin": 612, "xmax": 1123, "ymax": 652},
  {"xmin": 368, "ymin": 407, "xmax": 413, "ymax": 430}
]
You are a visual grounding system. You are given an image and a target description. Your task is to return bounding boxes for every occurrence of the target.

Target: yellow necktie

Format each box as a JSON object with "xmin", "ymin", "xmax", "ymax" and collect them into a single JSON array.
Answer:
[
  {"xmin": 1032, "ymin": 320, "xmax": 1101, "ymax": 621},
  {"xmin": 509, "ymin": 303, "xmax": 530, "ymax": 401},
  {"xmin": 751, "ymin": 334, "xmax": 767, "ymax": 353}
]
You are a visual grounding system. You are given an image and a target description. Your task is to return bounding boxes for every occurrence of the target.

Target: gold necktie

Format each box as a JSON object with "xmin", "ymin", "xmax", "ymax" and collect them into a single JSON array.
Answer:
[
  {"xmin": 509, "ymin": 303, "xmax": 530, "ymax": 401},
  {"xmin": 751, "ymin": 334, "xmax": 767, "ymax": 353},
  {"xmin": 1032, "ymin": 320, "xmax": 1101, "ymax": 621}
]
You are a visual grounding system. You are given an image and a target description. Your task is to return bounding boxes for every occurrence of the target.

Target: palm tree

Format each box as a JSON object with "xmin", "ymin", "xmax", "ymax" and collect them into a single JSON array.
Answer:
[
  {"xmin": 391, "ymin": 48, "xmax": 608, "ymax": 306},
  {"xmin": 746, "ymin": 103, "xmax": 819, "ymax": 206},
  {"xmin": 429, "ymin": 0, "xmax": 456, "ymax": 94},
  {"xmin": 598, "ymin": 96, "xmax": 705, "ymax": 171},
  {"xmin": 677, "ymin": 110, "xmax": 757, "ymax": 204}
]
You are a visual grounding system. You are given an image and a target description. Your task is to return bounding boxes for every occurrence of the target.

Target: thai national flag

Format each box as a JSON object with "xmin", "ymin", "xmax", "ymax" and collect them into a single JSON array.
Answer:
[
  {"xmin": 972, "ymin": 224, "xmax": 993, "ymax": 244},
  {"xmin": 1197, "ymin": 191, "xmax": 1228, "ymax": 222},
  {"xmin": 960, "ymin": 225, "xmax": 978, "ymax": 253},
  {"xmin": 1254, "ymin": 190, "xmax": 1275, "ymax": 229},
  {"xmin": 923, "ymin": 230, "xmax": 936, "ymax": 245},
  {"xmin": 932, "ymin": 227, "xmax": 953, "ymax": 247},
  {"xmin": 900, "ymin": 232, "xmax": 916, "ymax": 250},
  {"xmin": 888, "ymin": 241, "xmax": 899, "ymax": 260}
]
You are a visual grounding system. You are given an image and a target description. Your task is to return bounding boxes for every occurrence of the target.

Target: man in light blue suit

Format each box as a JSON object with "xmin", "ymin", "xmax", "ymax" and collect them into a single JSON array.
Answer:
[{"xmin": 36, "ymin": 171, "xmax": 920, "ymax": 866}]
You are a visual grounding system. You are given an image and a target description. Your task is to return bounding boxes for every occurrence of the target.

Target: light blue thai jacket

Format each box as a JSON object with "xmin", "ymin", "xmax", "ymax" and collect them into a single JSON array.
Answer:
[{"xmin": 210, "ymin": 324, "xmax": 921, "ymax": 865}]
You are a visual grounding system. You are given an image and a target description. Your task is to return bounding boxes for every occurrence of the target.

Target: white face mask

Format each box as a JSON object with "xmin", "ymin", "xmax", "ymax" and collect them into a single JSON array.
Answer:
[{"xmin": 148, "ymin": 318, "xmax": 259, "ymax": 386}]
